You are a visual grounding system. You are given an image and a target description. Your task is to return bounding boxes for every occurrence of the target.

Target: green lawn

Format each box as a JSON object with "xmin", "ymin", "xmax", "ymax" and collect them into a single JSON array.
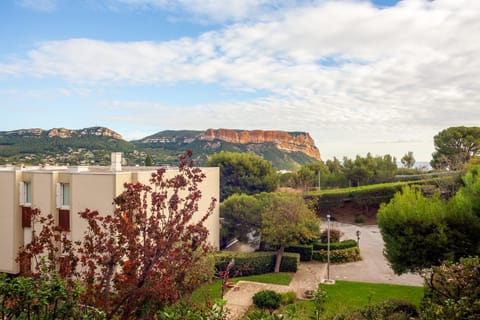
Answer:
[
  {"xmin": 285, "ymin": 280, "xmax": 424, "ymax": 317},
  {"xmin": 191, "ymin": 276, "xmax": 424, "ymax": 318},
  {"xmin": 189, "ymin": 272, "xmax": 292, "ymax": 305}
]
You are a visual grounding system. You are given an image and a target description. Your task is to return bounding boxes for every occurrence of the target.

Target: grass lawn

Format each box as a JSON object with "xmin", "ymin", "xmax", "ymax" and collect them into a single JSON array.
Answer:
[
  {"xmin": 285, "ymin": 280, "xmax": 424, "ymax": 317},
  {"xmin": 189, "ymin": 273, "xmax": 292, "ymax": 306}
]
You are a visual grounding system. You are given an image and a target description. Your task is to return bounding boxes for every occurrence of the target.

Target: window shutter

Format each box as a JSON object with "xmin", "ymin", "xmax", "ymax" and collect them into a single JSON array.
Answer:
[
  {"xmin": 56, "ymin": 183, "xmax": 62, "ymax": 208},
  {"xmin": 59, "ymin": 209, "xmax": 70, "ymax": 231},
  {"xmin": 19, "ymin": 182, "xmax": 25, "ymax": 205},
  {"xmin": 22, "ymin": 206, "xmax": 32, "ymax": 228}
]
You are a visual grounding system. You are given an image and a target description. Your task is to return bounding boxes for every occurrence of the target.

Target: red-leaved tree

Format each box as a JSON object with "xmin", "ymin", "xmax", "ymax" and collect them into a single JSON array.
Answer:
[{"xmin": 18, "ymin": 151, "xmax": 217, "ymax": 319}]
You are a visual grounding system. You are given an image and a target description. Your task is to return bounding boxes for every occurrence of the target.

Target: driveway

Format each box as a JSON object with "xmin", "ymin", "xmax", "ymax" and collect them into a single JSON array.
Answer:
[{"xmin": 324, "ymin": 222, "xmax": 423, "ymax": 286}]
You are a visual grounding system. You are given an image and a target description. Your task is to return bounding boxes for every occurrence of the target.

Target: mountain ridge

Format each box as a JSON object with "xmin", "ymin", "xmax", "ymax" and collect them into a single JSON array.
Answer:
[{"xmin": 0, "ymin": 127, "xmax": 321, "ymax": 169}]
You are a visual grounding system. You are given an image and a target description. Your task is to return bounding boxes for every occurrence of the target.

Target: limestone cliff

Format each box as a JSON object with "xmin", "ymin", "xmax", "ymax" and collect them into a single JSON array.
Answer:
[
  {"xmin": 4, "ymin": 127, "xmax": 123, "ymax": 140},
  {"xmin": 200, "ymin": 128, "xmax": 321, "ymax": 161}
]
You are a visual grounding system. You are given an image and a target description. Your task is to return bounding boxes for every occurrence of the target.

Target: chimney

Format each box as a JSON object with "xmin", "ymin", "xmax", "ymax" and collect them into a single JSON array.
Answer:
[{"xmin": 111, "ymin": 152, "xmax": 122, "ymax": 171}]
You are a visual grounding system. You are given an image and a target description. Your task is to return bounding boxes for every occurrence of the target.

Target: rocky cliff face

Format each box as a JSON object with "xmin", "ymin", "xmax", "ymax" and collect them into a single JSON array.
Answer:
[
  {"xmin": 4, "ymin": 127, "xmax": 123, "ymax": 140},
  {"xmin": 200, "ymin": 128, "xmax": 321, "ymax": 160}
]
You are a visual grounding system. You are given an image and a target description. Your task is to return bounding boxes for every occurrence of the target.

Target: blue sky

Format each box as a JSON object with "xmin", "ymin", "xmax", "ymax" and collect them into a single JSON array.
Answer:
[{"xmin": 1, "ymin": 0, "xmax": 479, "ymax": 161}]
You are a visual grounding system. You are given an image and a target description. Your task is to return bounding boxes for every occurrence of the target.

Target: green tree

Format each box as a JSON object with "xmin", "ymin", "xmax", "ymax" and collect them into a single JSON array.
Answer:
[
  {"xmin": 378, "ymin": 186, "xmax": 448, "ymax": 275},
  {"xmin": 401, "ymin": 151, "xmax": 416, "ymax": 168},
  {"xmin": 261, "ymin": 192, "xmax": 320, "ymax": 272},
  {"xmin": 293, "ymin": 162, "xmax": 329, "ymax": 190},
  {"xmin": 431, "ymin": 126, "xmax": 480, "ymax": 170},
  {"xmin": 145, "ymin": 153, "xmax": 153, "ymax": 166},
  {"xmin": 443, "ymin": 165, "xmax": 480, "ymax": 260},
  {"xmin": 207, "ymin": 152, "xmax": 279, "ymax": 201},
  {"xmin": 220, "ymin": 193, "xmax": 262, "ymax": 243}
]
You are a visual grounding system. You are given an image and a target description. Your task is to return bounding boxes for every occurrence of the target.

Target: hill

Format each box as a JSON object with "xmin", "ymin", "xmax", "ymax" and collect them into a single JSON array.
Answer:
[
  {"xmin": 133, "ymin": 128, "xmax": 321, "ymax": 169},
  {"xmin": 0, "ymin": 127, "xmax": 321, "ymax": 169},
  {"xmin": 0, "ymin": 127, "xmax": 133, "ymax": 165}
]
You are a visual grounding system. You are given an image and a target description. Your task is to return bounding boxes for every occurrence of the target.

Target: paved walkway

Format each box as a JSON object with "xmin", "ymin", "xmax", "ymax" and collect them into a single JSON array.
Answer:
[
  {"xmin": 223, "ymin": 281, "xmax": 296, "ymax": 320},
  {"xmin": 224, "ymin": 262, "xmax": 327, "ymax": 319},
  {"xmin": 326, "ymin": 222, "xmax": 423, "ymax": 286},
  {"xmin": 223, "ymin": 222, "xmax": 423, "ymax": 319}
]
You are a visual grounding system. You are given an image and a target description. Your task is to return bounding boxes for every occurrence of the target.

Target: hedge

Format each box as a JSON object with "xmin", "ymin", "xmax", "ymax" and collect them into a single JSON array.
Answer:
[
  {"xmin": 285, "ymin": 244, "xmax": 313, "ymax": 261},
  {"xmin": 304, "ymin": 177, "xmax": 458, "ymax": 212},
  {"xmin": 312, "ymin": 247, "xmax": 361, "ymax": 263},
  {"xmin": 313, "ymin": 239, "xmax": 358, "ymax": 251},
  {"xmin": 214, "ymin": 252, "xmax": 300, "ymax": 276}
]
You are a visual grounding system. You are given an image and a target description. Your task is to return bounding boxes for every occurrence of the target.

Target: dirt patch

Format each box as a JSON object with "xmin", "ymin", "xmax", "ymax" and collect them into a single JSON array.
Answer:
[{"xmin": 318, "ymin": 201, "xmax": 379, "ymax": 225}]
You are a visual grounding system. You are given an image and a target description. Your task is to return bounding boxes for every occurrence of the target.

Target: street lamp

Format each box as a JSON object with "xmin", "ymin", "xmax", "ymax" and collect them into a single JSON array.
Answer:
[{"xmin": 327, "ymin": 214, "xmax": 331, "ymax": 281}]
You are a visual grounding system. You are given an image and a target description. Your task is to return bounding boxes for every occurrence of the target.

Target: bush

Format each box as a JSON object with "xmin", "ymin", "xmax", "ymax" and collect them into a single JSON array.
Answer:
[
  {"xmin": 214, "ymin": 252, "xmax": 300, "ymax": 276},
  {"xmin": 314, "ymin": 239, "xmax": 357, "ymax": 250},
  {"xmin": 312, "ymin": 247, "xmax": 361, "ymax": 263},
  {"xmin": 421, "ymin": 257, "xmax": 480, "ymax": 320},
  {"xmin": 359, "ymin": 299, "xmax": 418, "ymax": 320},
  {"xmin": 320, "ymin": 228, "xmax": 342, "ymax": 243},
  {"xmin": 285, "ymin": 244, "xmax": 313, "ymax": 261},
  {"xmin": 252, "ymin": 290, "xmax": 282, "ymax": 310},
  {"xmin": 328, "ymin": 299, "xmax": 418, "ymax": 320},
  {"xmin": 280, "ymin": 291, "xmax": 297, "ymax": 305}
]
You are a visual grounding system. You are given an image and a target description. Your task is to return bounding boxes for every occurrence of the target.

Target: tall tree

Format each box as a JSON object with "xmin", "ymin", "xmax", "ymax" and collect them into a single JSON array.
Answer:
[
  {"xmin": 378, "ymin": 186, "xmax": 448, "ymax": 275},
  {"xmin": 145, "ymin": 153, "xmax": 153, "ymax": 166},
  {"xmin": 379, "ymin": 166, "xmax": 480, "ymax": 275},
  {"xmin": 431, "ymin": 126, "xmax": 480, "ymax": 170},
  {"xmin": 401, "ymin": 151, "xmax": 415, "ymax": 169},
  {"xmin": 206, "ymin": 152, "xmax": 278, "ymax": 201},
  {"xmin": 220, "ymin": 193, "xmax": 263, "ymax": 243},
  {"xmin": 261, "ymin": 192, "xmax": 320, "ymax": 272}
]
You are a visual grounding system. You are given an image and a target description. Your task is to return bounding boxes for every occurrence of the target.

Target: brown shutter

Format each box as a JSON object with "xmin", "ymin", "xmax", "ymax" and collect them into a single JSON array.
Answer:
[
  {"xmin": 21, "ymin": 206, "xmax": 32, "ymax": 228},
  {"xmin": 58, "ymin": 209, "xmax": 70, "ymax": 231}
]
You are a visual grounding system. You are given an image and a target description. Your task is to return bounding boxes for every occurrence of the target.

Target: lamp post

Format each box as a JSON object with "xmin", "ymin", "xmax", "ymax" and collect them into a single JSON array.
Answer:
[
  {"xmin": 356, "ymin": 230, "xmax": 360, "ymax": 246},
  {"xmin": 327, "ymin": 214, "xmax": 331, "ymax": 281}
]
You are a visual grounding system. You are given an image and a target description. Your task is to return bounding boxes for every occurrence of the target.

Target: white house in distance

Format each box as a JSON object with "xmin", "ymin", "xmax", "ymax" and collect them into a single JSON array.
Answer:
[{"xmin": 0, "ymin": 153, "xmax": 220, "ymax": 274}]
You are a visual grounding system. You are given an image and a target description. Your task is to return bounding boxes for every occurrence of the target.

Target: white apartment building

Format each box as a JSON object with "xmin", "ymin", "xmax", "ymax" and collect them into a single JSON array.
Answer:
[{"xmin": 0, "ymin": 153, "xmax": 219, "ymax": 274}]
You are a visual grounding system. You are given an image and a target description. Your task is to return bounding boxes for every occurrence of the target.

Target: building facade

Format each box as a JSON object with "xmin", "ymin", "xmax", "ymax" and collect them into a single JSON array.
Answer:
[{"xmin": 0, "ymin": 153, "xmax": 220, "ymax": 274}]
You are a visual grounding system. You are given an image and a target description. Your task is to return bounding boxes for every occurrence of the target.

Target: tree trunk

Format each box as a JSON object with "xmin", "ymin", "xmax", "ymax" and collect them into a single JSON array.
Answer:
[{"xmin": 274, "ymin": 245, "xmax": 285, "ymax": 273}]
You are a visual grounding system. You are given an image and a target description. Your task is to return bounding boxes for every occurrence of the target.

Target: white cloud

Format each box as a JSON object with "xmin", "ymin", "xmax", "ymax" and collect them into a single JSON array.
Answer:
[
  {"xmin": 16, "ymin": 0, "xmax": 57, "ymax": 12},
  {"xmin": 2, "ymin": 0, "xmax": 480, "ymax": 160}
]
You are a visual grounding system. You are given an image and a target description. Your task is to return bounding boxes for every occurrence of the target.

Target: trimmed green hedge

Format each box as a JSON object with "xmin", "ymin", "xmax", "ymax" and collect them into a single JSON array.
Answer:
[
  {"xmin": 285, "ymin": 244, "xmax": 313, "ymax": 261},
  {"xmin": 304, "ymin": 177, "xmax": 458, "ymax": 212},
  {"xmin": 214, "ymin": 252, "xmax": 300, "ymax": 276},
  {"xmin": 314, "ymin": 239, "xmax": 358, "ymax": 251},
  {"xmin": 312, "ymin": 247, "xmax": 361, "ymax": 263}
]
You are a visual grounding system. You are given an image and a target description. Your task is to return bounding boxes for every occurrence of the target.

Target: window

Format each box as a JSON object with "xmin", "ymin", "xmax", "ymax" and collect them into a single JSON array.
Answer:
[
  {"xmin": 19, "ymin": 181, "xmax": 32, "ymax": 206},
  {"xmin": 56, "ymin": 183, "xmax": 70, "ymax": 209}
]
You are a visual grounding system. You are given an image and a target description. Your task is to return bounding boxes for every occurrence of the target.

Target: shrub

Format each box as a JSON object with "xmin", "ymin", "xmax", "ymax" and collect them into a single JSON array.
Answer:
[
  {"xmin": 214, "ymin": 252, "xmax": 300, "ymax": 276},
  {"xmin": 421, "ymin": 257, "xmax": 480, "ymax": 320},
  {"xmin": 328, "ymin": 300, "xmax": 418, "ymax": 320},
  {"xmin": 252, "ymin": 290, "xmax": 282, "ymax": 310},
  {"xmin": 280, "ymin": 291, "xmax": 297, "ymax": 305},
  {"xmin": 320, "ymin": 228, "xmax": 342, "ymax": 243},
  {"xmin": 359, "ymin": 299, "xmax": 418, "ymax": 320},
  {"xmin": 312, "ymin": 247, "xmax": 361, "ymax": 263},
  {"xmin": 285, "ymin": 244, "xmax": 313, "ymax": 261},
  {"xmin": 313, "ymin": 239, "xmax": 357, "ymax": 251}
]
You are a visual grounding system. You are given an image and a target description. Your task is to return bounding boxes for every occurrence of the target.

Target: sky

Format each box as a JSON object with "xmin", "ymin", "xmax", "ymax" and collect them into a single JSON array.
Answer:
[{"xmin": 1, "ymin": 0, "xmax": 479, "ymax": 162}]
